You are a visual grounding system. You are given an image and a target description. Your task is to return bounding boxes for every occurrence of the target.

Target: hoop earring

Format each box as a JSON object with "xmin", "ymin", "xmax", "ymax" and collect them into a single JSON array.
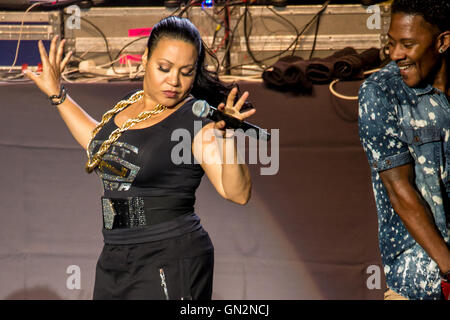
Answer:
[{"xmin": 439, "ymin": 47, "xmax": 446, "ymax": 54}]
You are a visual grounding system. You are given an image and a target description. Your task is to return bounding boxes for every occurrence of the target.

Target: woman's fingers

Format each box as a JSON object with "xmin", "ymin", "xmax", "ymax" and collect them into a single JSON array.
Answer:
[
  {"xmin": 38, "ymin": 40, "xmax": 50, "ymax": 68},
  {"xmin": 221, "ymin": 87, "xmax": 253, "ymax": 121},
  {"xmin": 26, "ymin": 36, "xmax": 69, "ymax": 96},
  {"xmin": 23, "ymin": 69, "xmax": 38, "ymax": 83},
  {"xmin": 55, "ymin": 39, "xmax": 66, "ymax": 69},
  {"xmin": 48, "ymin": 35, "xmax": 59, "ymax": 66},
  {"xmin": 234, "ymin": 91, "xmax": 249, "ymax": 112},
  {"xmin": 238, "ymin": 108, "xmax": 256, "ymax": 120},
  {"xmin": 60, "ymin": 50, "xmax": 73, "ymax": 72},
  {"xmin": 226, "ymin": 86, "xmax": 238, "ymax": 108},
  {"xmin": 214, "ymin": 105, "xmax": 225, "ymax": 132},
  {"xmin": 224, "ymin": 87, "xmax": 250, "ymax": 113}
]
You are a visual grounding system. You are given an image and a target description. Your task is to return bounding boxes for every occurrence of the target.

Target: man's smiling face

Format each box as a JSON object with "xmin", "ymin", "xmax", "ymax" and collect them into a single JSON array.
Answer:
[{"xmin": 387, "ymin": 13, "xmax": 441, "ymax": 88}]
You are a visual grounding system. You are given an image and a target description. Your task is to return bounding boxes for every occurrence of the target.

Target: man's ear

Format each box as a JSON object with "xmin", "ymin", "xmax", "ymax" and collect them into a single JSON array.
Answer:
[
  {"xmin": 437, "ymin": 31, "xmax": 450, "ymax": 53},
  {"xmin": 142, "ymin": 48, "xmax": 148, "ymax": 67}
]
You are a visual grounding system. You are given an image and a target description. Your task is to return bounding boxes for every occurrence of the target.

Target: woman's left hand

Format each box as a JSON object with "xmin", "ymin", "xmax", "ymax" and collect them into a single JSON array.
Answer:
[{"xmin": 214, "ymin": 87, "xmax": 256, "ymax": 138}]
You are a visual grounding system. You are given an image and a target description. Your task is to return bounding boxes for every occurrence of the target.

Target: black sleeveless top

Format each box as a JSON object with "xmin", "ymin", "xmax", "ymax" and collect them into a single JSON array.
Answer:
[
  {"xmin": 89, "ymin": 93, "xmax": 211, "ymax": 198},
  {"xmin": 88, "ymin": 92, "xmax": 212, "ymax": 244}
]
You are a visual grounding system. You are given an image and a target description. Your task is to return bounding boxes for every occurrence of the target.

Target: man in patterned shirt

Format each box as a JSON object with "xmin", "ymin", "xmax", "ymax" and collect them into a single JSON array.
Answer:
[{"xmin": 358, "ymin": 0, "xmax": 449, "ymax": 299}]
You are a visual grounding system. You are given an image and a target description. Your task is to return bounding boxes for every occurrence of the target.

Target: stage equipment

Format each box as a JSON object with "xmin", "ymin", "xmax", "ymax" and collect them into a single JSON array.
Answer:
[
  {"xmin": 0, "ymin": 10, "xmax": 61, "ymax": 69},
  {"xmin": 0, "ymin": 1, "xmax": 106, "ymax": 10},
  {"xmin": 0, "ymin": 1, "xmax": 77, "ymax": 10},
  {"xmin": 62, "ymin": 3, "xmax": 391, "ymax": 76}
]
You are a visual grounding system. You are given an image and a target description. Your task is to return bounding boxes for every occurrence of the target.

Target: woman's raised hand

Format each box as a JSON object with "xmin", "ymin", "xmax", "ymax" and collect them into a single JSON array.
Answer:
[
  {"xmin": 214, "ymin": 87, "xmax": 256, "ymax": 138},
  {"xmin": 23, "ymin": 35, "xmax": 73, "ymax": 97}
]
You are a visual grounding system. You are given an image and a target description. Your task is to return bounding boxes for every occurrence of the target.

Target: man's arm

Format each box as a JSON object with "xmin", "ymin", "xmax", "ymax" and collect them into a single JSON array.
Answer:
[{"xmin": 380, "ymin": 163, "xmax": 450, "ymax": 274}]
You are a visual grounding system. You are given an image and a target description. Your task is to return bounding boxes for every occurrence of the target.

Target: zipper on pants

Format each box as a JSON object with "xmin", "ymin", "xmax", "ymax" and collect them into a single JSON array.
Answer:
[{"xmin": 159, "ymin": 267, "xmax": 169, "ymax": 300}]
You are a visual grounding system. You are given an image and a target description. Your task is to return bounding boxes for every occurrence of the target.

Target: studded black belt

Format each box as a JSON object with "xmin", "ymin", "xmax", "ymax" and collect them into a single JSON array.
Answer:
[{"xmin": 101, "ymin": 196, "xmax": 195, "ymax": 230}]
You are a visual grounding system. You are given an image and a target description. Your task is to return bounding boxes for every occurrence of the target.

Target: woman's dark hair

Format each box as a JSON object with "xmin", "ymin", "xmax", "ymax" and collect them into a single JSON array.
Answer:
[
  {"xmin": 147, "ymin": 16, "xmax": 252, "ymax": 109},
  {"xmin": 391, "ymin": 0, "xmax": 449, "ymax": 33}
]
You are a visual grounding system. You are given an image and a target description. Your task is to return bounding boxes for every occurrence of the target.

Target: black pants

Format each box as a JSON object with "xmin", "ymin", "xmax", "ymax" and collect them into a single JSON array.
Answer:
[{"xmin": 93, "ymin": 228, "xmax": 214, "ymax": 300}]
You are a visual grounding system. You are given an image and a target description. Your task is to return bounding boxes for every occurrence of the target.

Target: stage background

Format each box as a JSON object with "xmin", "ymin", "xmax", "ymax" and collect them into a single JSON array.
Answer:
[{"xmin": 0, "ymin": 79, "xmax": 385, "ymax": 299}]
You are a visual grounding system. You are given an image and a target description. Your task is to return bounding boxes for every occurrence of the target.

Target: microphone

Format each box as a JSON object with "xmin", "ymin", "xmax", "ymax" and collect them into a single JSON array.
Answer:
[{"xmin": 192, "ymin": 100, "xmax": 271, "ymax": 141}]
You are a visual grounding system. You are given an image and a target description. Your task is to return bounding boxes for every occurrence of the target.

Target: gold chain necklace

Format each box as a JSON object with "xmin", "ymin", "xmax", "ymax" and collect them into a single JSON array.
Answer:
[{"xmin": 85, "ymin": 90, "xmax": 167, "ymax": 173}]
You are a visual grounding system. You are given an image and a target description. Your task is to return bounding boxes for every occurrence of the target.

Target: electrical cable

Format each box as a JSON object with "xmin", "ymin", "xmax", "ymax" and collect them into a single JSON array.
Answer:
[
  {"xmin": 266, "ymin": 6, "xmax": 301, "ymax": 56},
  {"xmin": 8, "ymin": 2, "xmax": 42, "ymax": 73},
  {"xmin": 292, "ymin": 0, "xmax": 331, "ymax": 55},
  {"xmin": 211, "ymin": 23, "xmax": 222, "ymax": 49},
  {"xmin": 219, "ymin": 5, "xmax": 244, "ymax": 69},
  {"xmin": 328, "ymin": 68, "xmax": 381, "ymax": 123},
  {"xmin": 176, "ymin": 0, "xmax": 201, "ymax": 18},
  {"xmin": 309, "ymin": 6, "xmax": 323, "ymax": 60},
  {"xmin": 70, "ymin": 13, "xmax": 145, "ymax": 76},
  {"xmin": 243, "ymin": 2, "xmax": 262, "ymax": 67},
  {"xmin": 7, "ymin": 1, "xmax": 83, "ymax": 74},
  {"xmin": 113, "ymin": 36, "xmax": 148, "ymax": 62},
  {"xmin": 165, "ymin": 0, "xmax": 247, "ymax": 74},
  {"xmin": 78, "ymin": 16, "xmax": 116, "ymax": 70},
  {"xmin": 5, "ymin": 0, "xmax": 337, "ymax": 82},
  {"xmin": 222, "ymin": 3, "xmax": 231, "ymax": 73},
  {"xmin": 240, "ymin": 0, "xmax": 332, "ymax": 71},
  {"xmin": 329, "ymin": 68, "xmax": 380, "ymax": 101},
  {"xmin": 220, "ymin": 5, "xmax": 293, "ymax": 74}
]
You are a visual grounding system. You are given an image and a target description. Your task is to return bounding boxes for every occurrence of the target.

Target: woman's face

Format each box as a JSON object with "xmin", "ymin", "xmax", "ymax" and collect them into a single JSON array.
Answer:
[{"xmin": 143, "ymin": 37, "xmax": 198, "ymax": 107}]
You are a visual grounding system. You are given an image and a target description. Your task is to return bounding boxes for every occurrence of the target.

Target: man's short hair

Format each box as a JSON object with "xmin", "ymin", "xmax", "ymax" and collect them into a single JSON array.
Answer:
[{"xmin": 391, "ymin": 0, "xmax": 449, "ymax": 33}]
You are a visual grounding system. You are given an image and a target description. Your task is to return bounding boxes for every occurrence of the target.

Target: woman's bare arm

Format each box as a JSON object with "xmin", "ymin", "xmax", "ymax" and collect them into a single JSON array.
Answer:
[
  {"xmin": 24, "ymin": 36, "xmax": 98, "ymax": 150},
  {"xmin": 192, "ymin": 88, "xmax": 255, "ymax": 205}
]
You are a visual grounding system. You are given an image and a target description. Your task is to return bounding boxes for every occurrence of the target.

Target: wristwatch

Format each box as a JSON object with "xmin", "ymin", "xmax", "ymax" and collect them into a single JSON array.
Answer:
[{"xmin": 48, "ymin": 86, "xmax": 67, "ymax": 106}]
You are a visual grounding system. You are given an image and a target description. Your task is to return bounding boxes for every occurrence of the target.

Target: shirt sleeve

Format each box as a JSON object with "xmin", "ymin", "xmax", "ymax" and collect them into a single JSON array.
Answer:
[{"xmin": 358, "ymin": 81, "xmax": 413, "ymax": 172}]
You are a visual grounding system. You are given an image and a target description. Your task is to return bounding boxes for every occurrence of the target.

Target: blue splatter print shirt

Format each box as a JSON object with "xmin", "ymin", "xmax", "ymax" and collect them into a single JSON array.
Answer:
[{"xmin": 358, "ymin": 61, "xmax": 450, "ymax": 300}]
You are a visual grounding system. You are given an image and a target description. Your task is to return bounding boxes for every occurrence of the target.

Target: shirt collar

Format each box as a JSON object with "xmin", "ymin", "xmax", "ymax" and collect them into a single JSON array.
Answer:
[
  {"xmin": 410, "ymin": 85, "xmax": 435, "ymax": 96},
  {"xmin": 390, "ymin": 62, "xmax": 436, "ymax": 96}
]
